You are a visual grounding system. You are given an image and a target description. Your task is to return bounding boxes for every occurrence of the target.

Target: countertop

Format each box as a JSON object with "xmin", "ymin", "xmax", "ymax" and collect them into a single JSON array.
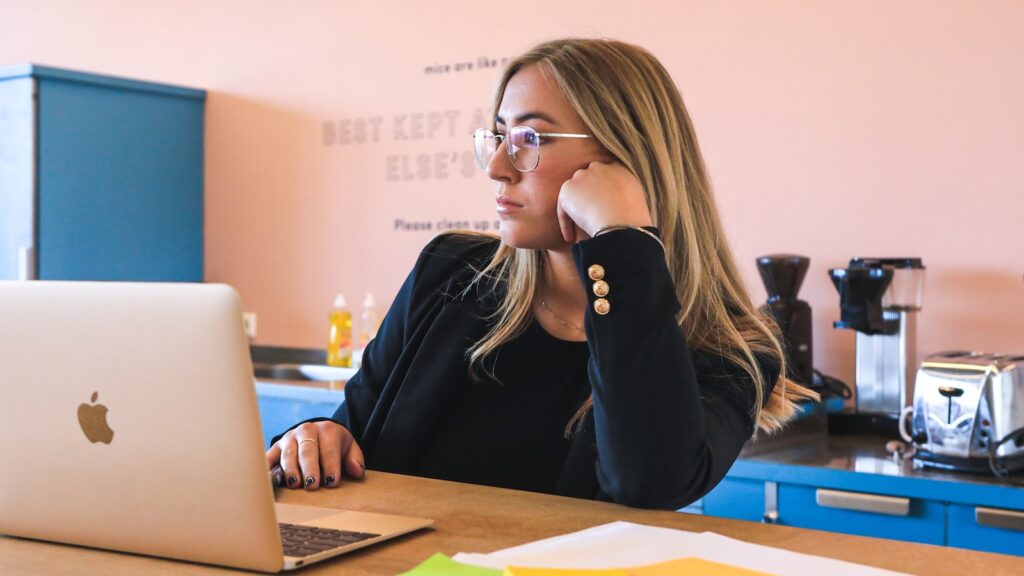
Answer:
[{"xmin": 732, "ymin": 416, "xmax": 1023, "ymax": 506}]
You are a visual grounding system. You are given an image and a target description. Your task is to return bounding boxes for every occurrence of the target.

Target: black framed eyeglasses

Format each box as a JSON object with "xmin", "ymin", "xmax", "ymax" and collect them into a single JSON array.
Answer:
[{"xmin": 473, "ymin": 126, "xmax": 592, "ymax": 172}]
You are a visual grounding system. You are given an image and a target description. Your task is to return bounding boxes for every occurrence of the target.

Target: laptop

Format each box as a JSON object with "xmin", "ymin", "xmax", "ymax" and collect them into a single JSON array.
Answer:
[{"xmin": 0, "ymin": 281, "xmax": 432, "ymax": 572}]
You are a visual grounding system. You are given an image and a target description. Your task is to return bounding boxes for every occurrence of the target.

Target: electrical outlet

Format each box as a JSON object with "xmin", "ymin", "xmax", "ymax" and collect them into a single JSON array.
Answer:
[{"xmin": 242, "ymin": 312, "xmax": 258, "ymax": 339}]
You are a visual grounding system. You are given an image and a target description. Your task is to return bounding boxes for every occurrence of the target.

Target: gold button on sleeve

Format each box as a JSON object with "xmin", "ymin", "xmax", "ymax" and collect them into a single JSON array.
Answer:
[
  {"xmin": 587, "ymin": 264, "xmax": 605, "ymax": 281},
  {"xmin": 592, "ymin": 280, "xmax": 609, "ymax": 297},
  {"xmin": 593, "ymin": 298, "xmax": 611, "ymax": 315}
]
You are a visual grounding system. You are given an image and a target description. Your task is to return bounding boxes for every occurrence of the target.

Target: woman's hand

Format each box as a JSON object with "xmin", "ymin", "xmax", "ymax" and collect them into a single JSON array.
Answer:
[
  {"xmin": 266, "ymin": 421, "xmax": 365, "ymax": 490},
  {"xmin": 556, "ymin": 161, "xmax": 653, "ymax": 244}
]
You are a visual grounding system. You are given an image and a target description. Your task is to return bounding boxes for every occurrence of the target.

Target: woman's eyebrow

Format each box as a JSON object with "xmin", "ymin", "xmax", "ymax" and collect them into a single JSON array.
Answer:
[{"xmin": 495, "ymin": 112, "xmax": 560, "ymax": 126}]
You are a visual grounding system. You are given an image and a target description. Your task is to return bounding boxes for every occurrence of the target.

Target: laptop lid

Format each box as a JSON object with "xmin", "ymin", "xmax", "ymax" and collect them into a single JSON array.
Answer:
[{"xmin": 0, "ymin": 281, "xmax": 284, "ymax": 572}]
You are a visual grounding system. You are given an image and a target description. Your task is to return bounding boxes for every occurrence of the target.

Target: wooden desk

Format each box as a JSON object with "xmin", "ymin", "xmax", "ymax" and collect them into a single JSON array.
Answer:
[{"xmin": 1, "ymin": 472, "xmax": 1019, "ymax": 575}]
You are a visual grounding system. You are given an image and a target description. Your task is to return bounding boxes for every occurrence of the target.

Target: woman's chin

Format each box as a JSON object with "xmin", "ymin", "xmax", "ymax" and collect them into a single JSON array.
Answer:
[{"xmin": 498, "ymin": 224, "xmax": 571, "ymax": 251}]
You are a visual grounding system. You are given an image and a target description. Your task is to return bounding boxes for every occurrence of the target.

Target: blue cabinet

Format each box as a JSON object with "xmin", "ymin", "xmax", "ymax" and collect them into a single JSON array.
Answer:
[
  {"xmin": 0, "ymin": 64, "xmax": 205, "ymax": 281},
  {"xmin": 778, "ymin": 484, "xmax": 945, "ymax": 545},
  {"xmin": 705, "ymin": 480, "xmax": 947, "ymax": 546},
  {"xmin": 947, "ymin": 503, "xmax": 1024, "ymax": 556},
  {"xmin": 702, "ymin": 478, "xmax": 765, "ymax": 522}
]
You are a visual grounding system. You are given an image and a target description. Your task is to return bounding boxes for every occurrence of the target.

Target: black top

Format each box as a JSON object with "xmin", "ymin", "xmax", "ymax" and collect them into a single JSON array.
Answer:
[
  {"xmin": 414, "ymin": 320, "xmax": 591, "ymax": 494},
  {"xmin": 274, "ymin": 229, "xmax": 778, "ymax": 509}
]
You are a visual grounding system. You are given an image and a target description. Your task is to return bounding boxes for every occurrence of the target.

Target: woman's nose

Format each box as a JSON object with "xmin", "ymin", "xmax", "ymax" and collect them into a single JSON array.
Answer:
[{"xmin": 486, "ymin": 140, "xmax": 518, "ymax": 183}]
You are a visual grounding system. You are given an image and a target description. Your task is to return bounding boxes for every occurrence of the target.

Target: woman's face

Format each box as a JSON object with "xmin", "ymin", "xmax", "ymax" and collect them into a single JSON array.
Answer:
[{"xmin": 487, "ymin": 64, "xmax": 612, "ymax": 250}]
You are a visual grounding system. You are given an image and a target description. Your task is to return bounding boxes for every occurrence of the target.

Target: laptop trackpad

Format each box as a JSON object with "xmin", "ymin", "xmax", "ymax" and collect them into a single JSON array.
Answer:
[
  {"xmin": 275, "ymin": 503, "xmax": 344, "ymax": 524},
  {"xmin": 275, "ymin": 502, "xmax": 434, "ymax": 536}
]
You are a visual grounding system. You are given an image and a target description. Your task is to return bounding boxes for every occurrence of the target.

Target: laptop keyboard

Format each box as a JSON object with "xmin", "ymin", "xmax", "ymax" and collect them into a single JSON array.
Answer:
[{"xmin": 278, "ymin": 522, "xmax": 380, "ymax": 557}]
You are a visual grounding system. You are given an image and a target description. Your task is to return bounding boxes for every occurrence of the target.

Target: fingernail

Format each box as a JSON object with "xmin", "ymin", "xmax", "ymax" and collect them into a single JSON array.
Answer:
[
  {"xmin": 325, "ymin": 475, "xmax": 335, "ymax": 486},
  {"xmin": 288, "ymin": 476, "xmax": 297, "ymax": 487},
  {"xmin": 305, "ymin": 476, "xmax": 315, "ymax": 487}
]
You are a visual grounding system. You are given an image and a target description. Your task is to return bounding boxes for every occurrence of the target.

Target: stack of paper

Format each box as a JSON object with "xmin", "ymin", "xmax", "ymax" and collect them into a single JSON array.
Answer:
[
  {"xmin": 504, "ymin": 557, "xmax": 769, "ymax": 575},
  {"xmin": 402, "ymin": 553, "xmax": 770, "ymax": 575},
  {"xmin": 445, "ymin": 521, "xmax": 906, "ymax": 576}
]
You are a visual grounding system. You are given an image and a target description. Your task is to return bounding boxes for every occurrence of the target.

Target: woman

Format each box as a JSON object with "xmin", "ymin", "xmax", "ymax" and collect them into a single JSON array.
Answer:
[{"xmin": 267, "ymin": 38, "xmax": 816, "ymax": 509}]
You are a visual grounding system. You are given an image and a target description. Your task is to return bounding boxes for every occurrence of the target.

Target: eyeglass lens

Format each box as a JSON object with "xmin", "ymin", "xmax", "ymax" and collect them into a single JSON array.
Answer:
[{"xmin": 473, "ymin": 126, "xmax": 541, "ymax": 172}]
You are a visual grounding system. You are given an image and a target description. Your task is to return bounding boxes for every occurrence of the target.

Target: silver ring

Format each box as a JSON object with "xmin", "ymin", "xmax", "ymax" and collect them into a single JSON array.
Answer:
[{"xmin": 297, "ymin": 438, "xmax": 319, "ymax": 448}]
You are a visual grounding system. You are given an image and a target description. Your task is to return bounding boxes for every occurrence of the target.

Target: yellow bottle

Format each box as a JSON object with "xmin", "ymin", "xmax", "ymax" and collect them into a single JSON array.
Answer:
[
  {"xmin": 358, "ymin": 292, "xmax": 380, "ymax": 349},
  {"xmin": 327, "ymin": 293, "xmax": 353, "ymax": 367}
]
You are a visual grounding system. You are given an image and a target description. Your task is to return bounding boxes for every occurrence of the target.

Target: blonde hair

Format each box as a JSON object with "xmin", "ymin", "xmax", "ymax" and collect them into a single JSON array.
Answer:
[{"xmin": 466, "ymin": 38, "xmax": 817, "ymax": 434}]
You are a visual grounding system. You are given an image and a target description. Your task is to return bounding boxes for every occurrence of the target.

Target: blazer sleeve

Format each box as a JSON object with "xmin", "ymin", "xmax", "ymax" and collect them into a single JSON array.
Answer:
[{"xmin": 572, "ymin": 227, "xmax": 775, "ymax": 510}]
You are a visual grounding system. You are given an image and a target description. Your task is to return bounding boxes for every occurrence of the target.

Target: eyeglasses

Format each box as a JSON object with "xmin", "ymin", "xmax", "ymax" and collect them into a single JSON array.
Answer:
[{"xmin": 473, "ymin": 126, "xmax": 592, "ymax": 172}]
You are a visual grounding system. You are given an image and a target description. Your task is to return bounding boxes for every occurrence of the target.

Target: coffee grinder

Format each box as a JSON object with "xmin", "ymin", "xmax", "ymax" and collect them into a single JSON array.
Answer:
[
  {"xmin": 827, "ymin": 258, "xmax": 925, "ymax": 436},
  {"xmin": 756, "ymin": 254, "xmax": 814, "ymax": 387}
]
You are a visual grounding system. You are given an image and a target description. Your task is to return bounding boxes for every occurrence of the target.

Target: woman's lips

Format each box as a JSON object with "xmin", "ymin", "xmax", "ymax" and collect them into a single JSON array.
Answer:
[{"xmin": 496, "ymin": 195, "xmax": 524, "ymax": 214}]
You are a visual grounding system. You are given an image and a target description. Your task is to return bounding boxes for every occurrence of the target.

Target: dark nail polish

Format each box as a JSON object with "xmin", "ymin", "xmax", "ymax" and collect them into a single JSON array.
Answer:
[
  {"xmin": 288, "ymin": 476, "xmax": 297, "ymax": 487},
  {"xmin": 305, "ymin": 476, "xmax": 315, "ymax": 487},
  {"xmin": 325, "ymin": 475, "xmax": 335, "ymax": 486}
]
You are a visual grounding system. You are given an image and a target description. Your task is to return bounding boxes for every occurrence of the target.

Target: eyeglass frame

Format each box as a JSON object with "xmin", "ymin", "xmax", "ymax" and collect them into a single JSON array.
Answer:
[{"xmin": 473, "ymin": 126, "xmax": 593, "ymax": 173}]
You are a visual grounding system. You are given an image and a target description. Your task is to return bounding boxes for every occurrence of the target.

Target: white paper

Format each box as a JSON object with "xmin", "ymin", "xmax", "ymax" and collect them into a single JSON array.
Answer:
[{"xmin": 452, "ymin": 521, "xmax": 906, "ymax": 576}]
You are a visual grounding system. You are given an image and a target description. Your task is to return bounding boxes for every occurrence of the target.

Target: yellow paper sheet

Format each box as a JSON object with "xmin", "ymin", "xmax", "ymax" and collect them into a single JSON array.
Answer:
[
  {"xmin": 631, "ymin": 556, "xmax": 770, "ymax": 575},
  {"xmin": 503, "ymin": 556, "xmax": 769, "ymax": 576},
  {"xmin": 505, "ymin": 568, "xmax": 629, "ymax": 576}
]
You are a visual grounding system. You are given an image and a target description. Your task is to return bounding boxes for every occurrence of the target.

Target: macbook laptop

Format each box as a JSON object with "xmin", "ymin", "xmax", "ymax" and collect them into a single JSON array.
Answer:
[{"xmin": 0, "ymin": 281, "xmax": 432, "ymax": 572}]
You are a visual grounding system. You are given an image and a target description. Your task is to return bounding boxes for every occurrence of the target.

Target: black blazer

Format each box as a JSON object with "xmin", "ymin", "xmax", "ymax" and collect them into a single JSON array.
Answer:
[{"xmin": 282, "ymin": 229, "xmax": 775, "ymax": 510}]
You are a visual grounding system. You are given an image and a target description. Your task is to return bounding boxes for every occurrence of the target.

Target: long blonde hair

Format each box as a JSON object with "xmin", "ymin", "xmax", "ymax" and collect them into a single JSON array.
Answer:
[{"xmin": 466, "ymin": 38, "xmax": 817, "ymax": 434}]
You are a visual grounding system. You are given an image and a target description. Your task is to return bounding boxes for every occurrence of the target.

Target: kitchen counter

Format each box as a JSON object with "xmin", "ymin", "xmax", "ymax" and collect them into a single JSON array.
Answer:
[
  {"xmin": 703, "ymin": 414, "xmax": 1024, "ymax": 555},
  {"xmin": 735, "ymin": 416, "xmax": 1022, "ymax": 502}
]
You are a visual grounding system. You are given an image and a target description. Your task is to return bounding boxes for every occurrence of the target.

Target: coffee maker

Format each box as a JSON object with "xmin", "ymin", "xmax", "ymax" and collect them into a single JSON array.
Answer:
[
  {"xmin": 756, "ymin": 254, "xmax": 814, "ymax": 387},
  {"xmin": 827, "ymin": 258, "xmax": 925, "ymax": 436}
]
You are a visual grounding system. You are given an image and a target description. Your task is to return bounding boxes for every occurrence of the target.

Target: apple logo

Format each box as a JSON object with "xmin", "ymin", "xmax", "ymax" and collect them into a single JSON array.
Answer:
[{"xmin": 78, "ymin": 391, "xmax": 114, "ymax": 444}]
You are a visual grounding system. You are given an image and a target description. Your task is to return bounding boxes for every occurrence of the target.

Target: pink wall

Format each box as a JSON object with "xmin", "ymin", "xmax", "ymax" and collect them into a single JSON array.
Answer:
[{"xmin": 3, "ymin": 1, "xmax": 1022, "ymax": 388}]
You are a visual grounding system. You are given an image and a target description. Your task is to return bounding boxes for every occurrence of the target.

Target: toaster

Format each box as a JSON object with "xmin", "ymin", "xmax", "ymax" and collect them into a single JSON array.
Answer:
[{"xmin": 905, "ymin": 351, "xmax": 1024, "ymax": 474}]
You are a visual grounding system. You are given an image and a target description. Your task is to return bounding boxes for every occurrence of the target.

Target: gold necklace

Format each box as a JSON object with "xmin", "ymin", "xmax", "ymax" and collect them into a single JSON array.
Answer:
[{"xmin": 540, "ymin": 299, "xmax": 584, "ymax": 333}]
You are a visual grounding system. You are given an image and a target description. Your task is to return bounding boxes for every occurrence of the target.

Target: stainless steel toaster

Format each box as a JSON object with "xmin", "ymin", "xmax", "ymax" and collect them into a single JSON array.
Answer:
[{"xmin": 906, "ymin": 351, "xmax": 1024, "ymax": 472}]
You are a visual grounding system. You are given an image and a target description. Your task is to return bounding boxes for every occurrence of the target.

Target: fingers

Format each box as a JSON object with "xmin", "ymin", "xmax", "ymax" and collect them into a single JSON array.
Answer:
[
  {"xmin": 556, "ymin": 197, "xmax": 576, "ymax": 244},
  {"xmin": 557, "ymin": 189, "xmax": 591, "ymax": 245},
  {"xmin": 277, "ymin": 422, "xmax": 322, "ymax": 490},
  {"xmin": 343, "ymin": 434, "xmax": 367, "ymax": 480},
  {"xmin": 273, "ymin": 422, "xmax": 362, "ymax": 491},
  {"xmin": 296, "ymin": 433, "xmax": 323, "ymax": 491},
  {"xmin": 572, "ymin": 222, "xmax": 590, "ymax": 244},
  {"xmin": 277, "ymin": 433, "xmax": 302, "ymax": 489},
  {"xmin": 265, "ymin": 442, "xmax": 282, "ymax": 470},
  {"xmin": 321, "ymin": 426, "xmax": 365, "ymax": 487},
  {"xmin": 559, "ymin": 168, "xmax": 597, "ymax": 241},
  {"xmin": 558, "ymin": 161, "xmax": 652, "ymax": 237},
  {"xmin": 318, "ymin": 425, "xmax": 343, "ymax": 488}
]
